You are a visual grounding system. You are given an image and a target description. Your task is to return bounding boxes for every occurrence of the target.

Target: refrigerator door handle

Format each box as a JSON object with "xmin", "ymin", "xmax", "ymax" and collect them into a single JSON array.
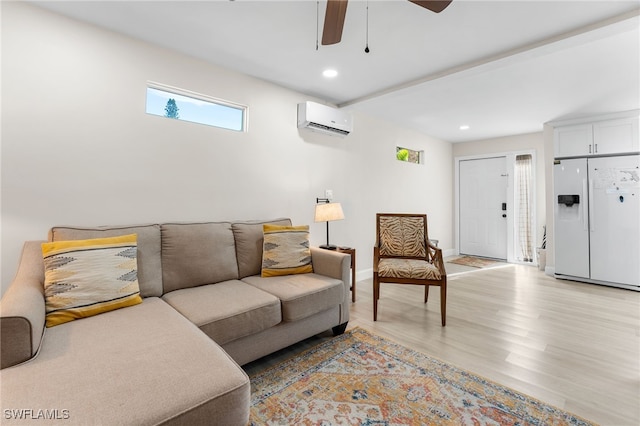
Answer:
[
  {"xmin": 582, "ymin": 179, "xmax": 588, "ymax": 231},
  {"xmin": 588, "ymin": 178, "xmax": 595, "ymax": 232}
]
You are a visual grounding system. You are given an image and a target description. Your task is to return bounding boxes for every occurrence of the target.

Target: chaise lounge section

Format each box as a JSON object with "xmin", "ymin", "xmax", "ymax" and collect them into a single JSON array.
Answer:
[{"xmin": 0, "ymin": 218, "xmax": 351, "ymax": 425}]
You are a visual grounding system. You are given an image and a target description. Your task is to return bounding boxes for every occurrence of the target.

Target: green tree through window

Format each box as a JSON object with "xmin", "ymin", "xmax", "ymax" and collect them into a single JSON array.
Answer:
[
  {"xmin": 164, "ymin": 98, "xmax": 179, "ymax": 119},
  {"xmin": 396, "ymin": 146, "xmax": 423, "ymax": 164}
]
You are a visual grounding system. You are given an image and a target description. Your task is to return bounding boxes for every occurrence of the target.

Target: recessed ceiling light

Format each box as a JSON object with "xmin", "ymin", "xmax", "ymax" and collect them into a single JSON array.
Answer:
[
  {"xmin": 323, "ymin": 69, "xmax": 338, "ymax": 78},
  {"xmin": 459, "ymin": 125, "xmax": 470, "ymax": 130}
]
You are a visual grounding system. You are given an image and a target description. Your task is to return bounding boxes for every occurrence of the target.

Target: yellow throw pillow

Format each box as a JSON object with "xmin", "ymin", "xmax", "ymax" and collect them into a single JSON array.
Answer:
[
  {"xmin": 42, "ymin": 234, "xmax": 142, "ymax": 327},
  {"xmin": 261, "ymin": 225, "xmax": 313, "ymax": 277}
]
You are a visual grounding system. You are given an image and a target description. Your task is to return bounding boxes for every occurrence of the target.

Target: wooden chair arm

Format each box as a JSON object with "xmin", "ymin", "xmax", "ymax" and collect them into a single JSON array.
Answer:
[
  {"xmin": 373, "ymin": 247, "xmax": 380, "ymax": 272},
  {"xmin": 426, "ymin": 241, "xmax": 446, "ymax": 276}
]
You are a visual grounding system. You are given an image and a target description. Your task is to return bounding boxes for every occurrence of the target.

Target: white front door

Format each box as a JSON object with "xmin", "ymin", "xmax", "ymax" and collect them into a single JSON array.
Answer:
[{"xmin": 459, "ymin": 157, "xmax": 508, "ymax": 260}]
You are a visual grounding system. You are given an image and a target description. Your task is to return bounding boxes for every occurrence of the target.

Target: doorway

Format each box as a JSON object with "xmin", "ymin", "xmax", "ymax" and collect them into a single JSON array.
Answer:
[
  {"xmin": 459, "ymin": 157, "xmax": 508, "ymax": 260},
  {"xmin": 456, "ymin": 151, "xmax": 537, "ymax": 263}
]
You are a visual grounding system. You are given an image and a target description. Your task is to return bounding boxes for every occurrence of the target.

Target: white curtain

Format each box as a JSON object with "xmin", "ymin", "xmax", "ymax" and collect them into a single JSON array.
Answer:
[{"xmin": 515, "ymin": 155, "xmax": 533, "ymax": 262}]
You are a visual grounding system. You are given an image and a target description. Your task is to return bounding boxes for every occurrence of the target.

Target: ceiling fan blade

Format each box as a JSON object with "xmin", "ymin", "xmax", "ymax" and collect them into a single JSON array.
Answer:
[
  {"xmin": 322, "ymin": 0, "xmax": 349, "ymax": 46},
  {"xmin": 408, "ymin": 0, "xmax": 453, "ymax": 13}
]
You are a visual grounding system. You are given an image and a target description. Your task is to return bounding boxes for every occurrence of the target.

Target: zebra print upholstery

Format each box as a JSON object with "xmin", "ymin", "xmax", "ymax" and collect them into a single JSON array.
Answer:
[
  {"xmin": 379, "ymin": 216, "xmax": 427, "ymax": 258},
  {"xmin": 378, "ymin": 258, "xmax": 442, "ymax": 280}
]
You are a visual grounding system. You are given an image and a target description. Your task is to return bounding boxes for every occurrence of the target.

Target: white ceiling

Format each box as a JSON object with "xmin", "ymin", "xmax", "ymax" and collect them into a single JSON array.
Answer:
[{"xmin": 31, "ymin": 0, "xmax": 640, "ymax": 142}]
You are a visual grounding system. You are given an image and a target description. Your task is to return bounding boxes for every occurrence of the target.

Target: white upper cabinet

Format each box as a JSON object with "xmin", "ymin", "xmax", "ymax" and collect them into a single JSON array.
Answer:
[
  {"xmin": 593, "ymin": 117, "xmax": 639, "ymax": 155},
  {"xmin": 554, "ymin": 115, "xmax": 639, "ymax": 158},
  {"xmin": 554, "ymin": 124, "xmax": 593, "ymax": 158}
]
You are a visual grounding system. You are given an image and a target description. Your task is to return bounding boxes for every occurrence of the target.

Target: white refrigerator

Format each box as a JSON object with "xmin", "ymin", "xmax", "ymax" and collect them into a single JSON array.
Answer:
[{"xmin": 554, "ymin": 154, "xmax": 640, "ymax": 289}]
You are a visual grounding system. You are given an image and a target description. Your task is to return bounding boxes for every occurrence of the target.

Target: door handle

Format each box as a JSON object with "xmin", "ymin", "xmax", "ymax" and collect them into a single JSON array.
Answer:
[
  {"xmin": 589, "ymin": 178, "xmax": 595, "ymax": 232},
  {"xmin": 582, "ymin": 179, "xmax": 588, "ymax": 231}
]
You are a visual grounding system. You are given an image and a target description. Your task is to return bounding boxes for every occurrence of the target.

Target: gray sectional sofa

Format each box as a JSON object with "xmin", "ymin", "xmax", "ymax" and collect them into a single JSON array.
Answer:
[{"xmin": 0, "ymin": 219, "xmax": 351, "ymax": 425}]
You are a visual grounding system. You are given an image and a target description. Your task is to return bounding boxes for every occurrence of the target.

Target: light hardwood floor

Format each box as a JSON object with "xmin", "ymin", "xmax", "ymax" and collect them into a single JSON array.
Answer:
[
  {"xmin": 245, "ymin": 264, "xmax": 640, "ymax": 426},
  {"xmin": 349, "ymin": 264, "xmax": 640, "ymax": 426}
]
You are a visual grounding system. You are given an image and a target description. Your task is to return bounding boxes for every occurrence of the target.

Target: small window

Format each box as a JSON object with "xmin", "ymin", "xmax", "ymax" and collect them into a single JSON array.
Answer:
[
  {"xmin": 396, "ymin": 146, "xmax": 423, "ymax": 165},
  {"xmin": 145, "ymin": 82, "xmax": 246, "ymax": 132}
]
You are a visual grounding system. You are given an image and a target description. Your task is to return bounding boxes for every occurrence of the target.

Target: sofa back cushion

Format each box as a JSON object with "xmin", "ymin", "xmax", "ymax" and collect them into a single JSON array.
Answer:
[
  {"xmin": 231, "ymin": 218, "xmax": 291, "ymax": 278},
  {"xmin": 161, "ymin": 222, "xmax": 238, "ymax": 293},
  {"xmin": 49, "ymin": 224, "xmax": 163, "ymax": 297}
]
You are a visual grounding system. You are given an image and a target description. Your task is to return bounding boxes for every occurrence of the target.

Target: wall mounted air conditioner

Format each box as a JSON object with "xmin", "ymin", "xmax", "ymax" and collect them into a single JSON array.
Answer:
[{"xmin": 297, "ymin": 101, "xmax": 352, "ymax": 137}]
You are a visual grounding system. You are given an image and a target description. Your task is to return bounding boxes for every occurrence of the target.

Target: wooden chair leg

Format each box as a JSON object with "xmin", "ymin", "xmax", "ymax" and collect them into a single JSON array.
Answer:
[
  {"xmin": 440, "ymin": 283, "xmax": 447, "ymax": 326},
  {"xmin": 373, "ymin": 277, "xmax": 379, "ymax": 321},
  {"xmin": 424, "ymin": 285, "xmax": 429, "ymax": 303}
]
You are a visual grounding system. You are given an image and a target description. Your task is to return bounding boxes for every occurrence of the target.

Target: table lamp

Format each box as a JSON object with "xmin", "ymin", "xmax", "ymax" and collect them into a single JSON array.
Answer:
[{"xmin": 314, "ymin": 198, "xmax": 344, "ymax": 250}]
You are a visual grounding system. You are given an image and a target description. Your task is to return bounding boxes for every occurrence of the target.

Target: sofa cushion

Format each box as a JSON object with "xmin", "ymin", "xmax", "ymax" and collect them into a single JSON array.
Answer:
[
  {"xmin": 42, "ymin": 234, "xmax": 142, "ymax": 327},
  {"xmin": 49, "ymin": 224, "xmax": 163, "ymax": 297},
  {"xmin": 0, "ymin": 298, "xmax": 250, "ymax": 425},
  {"xmin": 232, "ymin": 218, "xmax": 291, "ymax": 278},
  {"xmin": 162, "ymin": 280, "xmax": 281, "ymax": 345},
  {"xmin": 161, "ymin": 222, "xmax": 239, "ymax": 293},
  {"xmin": 261, "ymin": 224, "xmax": 313, "ymax": 277},
  {"xmin": 242, "ymin": 273, "xmax": 344, "ymax": 322}
]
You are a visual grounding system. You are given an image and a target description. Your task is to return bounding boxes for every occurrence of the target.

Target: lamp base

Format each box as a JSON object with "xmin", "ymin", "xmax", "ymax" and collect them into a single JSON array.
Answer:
[{"xmin": 319, "ymin": 244, "xmax": 338, "ymax": 250}]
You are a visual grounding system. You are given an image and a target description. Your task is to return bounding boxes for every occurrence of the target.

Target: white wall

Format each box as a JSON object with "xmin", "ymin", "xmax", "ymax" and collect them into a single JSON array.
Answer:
[
  {"xmin": 452, "ymin": 132, "xmax": 547, "ymax": 253},
  {"xmin": 0, "ymin": 2, "xmax": 453, "ymax": 294}
]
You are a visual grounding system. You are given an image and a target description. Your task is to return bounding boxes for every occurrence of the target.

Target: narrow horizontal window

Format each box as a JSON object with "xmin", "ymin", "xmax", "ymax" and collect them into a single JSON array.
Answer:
[
  {"xmin": 396, "ymin": 146, "xmax": 423, "ymax": 165},
  {"xmin": 145, "ymin": 82, "xmax": 247, "ymax": 132}
]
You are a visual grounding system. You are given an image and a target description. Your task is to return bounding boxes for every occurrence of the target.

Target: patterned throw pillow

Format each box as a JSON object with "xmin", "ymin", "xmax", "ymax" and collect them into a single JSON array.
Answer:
[
  {"xmin": 42, "ymin": 234, "xmax": 142, "ymax": 327},
  {"xmin": 261, "ymin": 225, "xmax": 313, "ymax": 277}
]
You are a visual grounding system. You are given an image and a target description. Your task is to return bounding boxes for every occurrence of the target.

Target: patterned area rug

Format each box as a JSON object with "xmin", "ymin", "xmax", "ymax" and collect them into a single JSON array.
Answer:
[
  {"xmin": 249, "ymin": 328, "xmax": 595, "ymax": 425},
  {"xmin": 447, "ymin": 255, "xmax": 500, "ymax": 268}
]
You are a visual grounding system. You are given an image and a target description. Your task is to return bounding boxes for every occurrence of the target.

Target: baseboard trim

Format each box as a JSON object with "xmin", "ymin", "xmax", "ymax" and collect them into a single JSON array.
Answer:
[
  {"xmin": 443, "ymin": 248, "xmax": 456, "ymax": 257},
  {"xmin": 356, "ymin": 268, "xmax": 373, "ymax": 283}
]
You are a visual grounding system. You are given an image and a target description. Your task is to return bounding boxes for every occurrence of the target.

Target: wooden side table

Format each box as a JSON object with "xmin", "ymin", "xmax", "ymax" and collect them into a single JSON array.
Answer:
[{"xmin": 336, "ymin": 247, "xmax": 356, "ymax": 302}]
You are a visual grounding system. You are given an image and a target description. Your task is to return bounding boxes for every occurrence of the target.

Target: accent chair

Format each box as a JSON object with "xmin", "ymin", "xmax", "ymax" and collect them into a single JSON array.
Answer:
[{"xmin": 373, "ymin": 213, "xmax": 447, "ymax": 326}]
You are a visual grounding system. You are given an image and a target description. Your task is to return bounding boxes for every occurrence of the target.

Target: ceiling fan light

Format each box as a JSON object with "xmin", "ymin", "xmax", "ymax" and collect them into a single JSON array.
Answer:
[{"xmin": 459, "ymin": 125, "xmax": 470, "ymax": 130}]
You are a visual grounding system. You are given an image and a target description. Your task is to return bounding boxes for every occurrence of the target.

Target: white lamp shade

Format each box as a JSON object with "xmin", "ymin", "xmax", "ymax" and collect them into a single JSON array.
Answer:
[{"xmin": 314, "ymin": 202, "xmax": 345, "ymax": 222}]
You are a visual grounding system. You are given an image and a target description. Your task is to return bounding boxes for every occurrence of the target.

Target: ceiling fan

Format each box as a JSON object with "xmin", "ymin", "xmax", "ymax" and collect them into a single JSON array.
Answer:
[{"xmin": 322, "ymin": 0, "xmax": 453, "ymax": 46}]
